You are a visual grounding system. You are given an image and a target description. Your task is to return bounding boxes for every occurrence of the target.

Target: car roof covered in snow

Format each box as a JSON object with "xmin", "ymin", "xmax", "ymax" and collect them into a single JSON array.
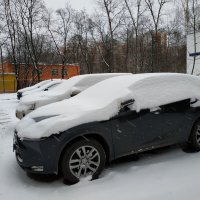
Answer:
[
  {"xmin": 51, "ymin": 73, "xmax": 132, "ymax": 92},
  {"xmin": 16, "ymin": 73, "xmax": 200, "ymax": 139}
]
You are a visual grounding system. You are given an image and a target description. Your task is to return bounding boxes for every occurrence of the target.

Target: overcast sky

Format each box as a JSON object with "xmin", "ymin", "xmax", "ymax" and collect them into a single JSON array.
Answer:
[
  {"xmin": 43, "ymin": 0, "xmax": 96, "ymax": 13},
  {"xmin": 43, "ymin": 0, "xmax": 175, "ymax": 23}
]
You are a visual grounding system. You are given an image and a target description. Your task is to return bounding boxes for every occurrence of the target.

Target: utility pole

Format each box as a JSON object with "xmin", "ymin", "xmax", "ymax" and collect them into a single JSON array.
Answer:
[{"xmin": 0, "ymin": 45, "xmax": 5, "ymax": 93}]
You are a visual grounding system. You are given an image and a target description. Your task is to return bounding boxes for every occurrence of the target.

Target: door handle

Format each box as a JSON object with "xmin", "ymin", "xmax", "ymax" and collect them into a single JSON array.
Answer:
[{"xmin": 152, "ymin": 110, "xmax": 161, "ymax": 114}]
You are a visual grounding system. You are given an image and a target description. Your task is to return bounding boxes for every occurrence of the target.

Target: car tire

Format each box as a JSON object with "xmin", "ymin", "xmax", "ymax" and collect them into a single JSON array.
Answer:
[
  {"xmin": 189, "ymin": 120, "xmax": 200, "ymax": 151},
  {"xmin": 61, "ymin": 138, "xmax": 106, "ymax": 184}
]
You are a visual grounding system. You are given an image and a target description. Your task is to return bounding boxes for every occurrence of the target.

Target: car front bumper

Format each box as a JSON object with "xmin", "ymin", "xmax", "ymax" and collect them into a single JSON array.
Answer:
[
  {"xmin": 13, "ymin": 132, "xmax": 61, "ymax": 175},
  {"xmin": 16, "ymin": 109, "xmax": 32, "ymax": 119}
]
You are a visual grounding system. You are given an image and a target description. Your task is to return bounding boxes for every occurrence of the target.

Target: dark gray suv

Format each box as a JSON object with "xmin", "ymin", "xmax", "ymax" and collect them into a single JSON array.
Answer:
[{"xmin": 14, "ymin": 73, "xmax": 200, "ymax": 184}]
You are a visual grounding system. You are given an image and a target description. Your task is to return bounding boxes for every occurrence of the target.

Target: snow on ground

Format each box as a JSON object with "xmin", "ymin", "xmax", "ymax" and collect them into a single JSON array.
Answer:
[{"xmin": 1, "ymin": 93, "xmax": 200, "ymax": 200}]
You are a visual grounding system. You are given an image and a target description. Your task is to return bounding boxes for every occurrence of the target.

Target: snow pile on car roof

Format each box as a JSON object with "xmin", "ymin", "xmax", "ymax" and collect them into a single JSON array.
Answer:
[{"xmin": 16, "ymin": 73, "xmax": 200, "ymax": 139}]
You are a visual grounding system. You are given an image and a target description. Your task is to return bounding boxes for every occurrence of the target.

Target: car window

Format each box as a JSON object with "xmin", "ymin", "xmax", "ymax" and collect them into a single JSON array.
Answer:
[
  {"xmin": 117, "ymin": 107, "xmax": 149, "ymax": 119},
  {"xmin": 161, "ymin": 99, "xmax": 190, "ymax": 112}
]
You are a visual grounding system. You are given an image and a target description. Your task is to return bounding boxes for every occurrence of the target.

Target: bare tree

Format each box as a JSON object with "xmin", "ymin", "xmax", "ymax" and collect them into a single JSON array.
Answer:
[
  {"xmin": 0, "ymin": 1, "xmax": 6, "ymax": 92},
  {"xmin": 88, "ymin": 16, "xmax": 111, "ymax": 72},
  {"xmin": 97, "ymin": 0, "xmax": 125, "ymax": 72},
  {"xmin": 144, "ymin": 0, "xmax": 168, "ymax": 72},
  {"xmin": 73, "ymin": 11, "xmax": 91, "ymax": 73},
  {"xmin": 124, "ymin": 0, "xmax": 145, "ymax": 72},
  {"xmin": 3, "ymin": 0, "xmax": 19, "ymax": 80},
  {"xmin": 16, "ymin": 0, "xmax": 46, "ymax": 83},
  {"xmin": 44, "ymin": 4, "xmax": 73, "ymax": 78},
  {"xmin": 0, "ymin": 0, "xmax": 191, "ymax": 84}
]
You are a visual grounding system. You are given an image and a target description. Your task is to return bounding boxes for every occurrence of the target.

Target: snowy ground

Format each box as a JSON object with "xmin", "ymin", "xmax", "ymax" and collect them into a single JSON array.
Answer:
[{"xmin": 1, "ymin": 93, "xmax": 200, "ymax": 200}]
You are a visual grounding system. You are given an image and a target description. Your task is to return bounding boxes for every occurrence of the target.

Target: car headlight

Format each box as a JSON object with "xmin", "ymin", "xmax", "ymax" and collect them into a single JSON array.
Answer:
[{"xmin": 30, "ymin": 104, "xmax": 36, "ymax": 110}]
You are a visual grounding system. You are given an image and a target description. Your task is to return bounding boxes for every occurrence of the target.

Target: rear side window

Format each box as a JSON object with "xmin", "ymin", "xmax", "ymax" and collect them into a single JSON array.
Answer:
[{"xmin": 161, "ymin": 99, "xmax": 190, "ymax": 112}]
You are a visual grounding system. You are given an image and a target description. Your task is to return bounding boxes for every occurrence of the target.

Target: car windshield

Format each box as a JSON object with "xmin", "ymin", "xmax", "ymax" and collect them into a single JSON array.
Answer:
[{"xmin": 45, "ymin": 83, "xmax": 61, "ymax": 90}]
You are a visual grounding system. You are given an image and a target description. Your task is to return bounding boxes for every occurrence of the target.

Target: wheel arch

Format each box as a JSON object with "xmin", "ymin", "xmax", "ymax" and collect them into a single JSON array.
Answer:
[
  {"xmin": 188, "ymin": 117, "xmax": 200, "ymax": 140},
  {"xmin": 58, "ymin": 133, "xmax": 111, "ymax": 174}
]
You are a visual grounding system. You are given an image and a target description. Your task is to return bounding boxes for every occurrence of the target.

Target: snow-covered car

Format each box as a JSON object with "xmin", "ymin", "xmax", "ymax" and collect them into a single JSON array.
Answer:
[
  {"xmin": 14, "ymin": 73, "xmax": 200, "ymax": 184},
  {"xmin": 15, "ymin": 73, "xmax": 130, "ymax": 119},
  {"xmin": 17, "ymin": 79, "xmax": 64, "ymax": 100},
  {"xmin": 17, "ymin": 80, "xmax": 52, "ymax": 99}
]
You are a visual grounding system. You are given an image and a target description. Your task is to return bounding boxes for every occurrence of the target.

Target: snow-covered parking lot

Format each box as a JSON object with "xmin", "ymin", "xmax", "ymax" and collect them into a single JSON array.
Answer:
[{"xmin": 1, "ymin": 93, "xmax": 200, "ymax": 200}]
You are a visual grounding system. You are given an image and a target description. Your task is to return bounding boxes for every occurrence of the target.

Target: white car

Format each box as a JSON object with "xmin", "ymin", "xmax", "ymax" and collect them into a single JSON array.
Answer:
[
  {"xmin": 17, "ymin": 79, "xmax": 63, "ymax": 99},
  {"xmin": 16, "ymin": 73, "xmax": 130, "ymax": 119}
]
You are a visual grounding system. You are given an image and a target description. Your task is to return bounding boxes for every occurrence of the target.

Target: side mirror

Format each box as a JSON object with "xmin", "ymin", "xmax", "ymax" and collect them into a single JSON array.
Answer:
[
  {"xmin": 120, "ymin": 99, "xmax": 135, "ymax": 112},
  {"xmin": 191, "ymin": 98, "xmax": 198, "ymax": 104},
  {"xmin": 44, "ymin": 88, "xmax": 48, "ymax": 91},
  {"xmin": 70, "ymin": 90, "xmax": 80, "ymax": 97}
]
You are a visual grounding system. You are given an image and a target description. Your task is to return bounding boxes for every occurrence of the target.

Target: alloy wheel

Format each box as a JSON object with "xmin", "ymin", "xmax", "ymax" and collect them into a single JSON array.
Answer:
[
  {"xmin": 69, "ymin": 145, "xmax": 100, "ymax": 178},
  {"xmin": 196, "ymin": 125, "xmax": 200, "ymax": 145}
]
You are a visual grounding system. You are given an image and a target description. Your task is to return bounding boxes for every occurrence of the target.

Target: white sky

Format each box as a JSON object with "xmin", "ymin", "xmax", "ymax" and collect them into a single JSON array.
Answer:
[
  {"xmin": 43, "ymin": 0, "xmax": 96, "ymax": 13},
  {"xmin": 43, "ymin": 0, "xmax": 175, "ymax": 17}
]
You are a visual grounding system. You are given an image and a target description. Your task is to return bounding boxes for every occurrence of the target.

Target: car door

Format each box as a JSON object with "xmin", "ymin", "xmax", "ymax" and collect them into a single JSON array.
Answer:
[{"xmin": 111, "ymin": 99, "xmax": 191, "ymax": 158}]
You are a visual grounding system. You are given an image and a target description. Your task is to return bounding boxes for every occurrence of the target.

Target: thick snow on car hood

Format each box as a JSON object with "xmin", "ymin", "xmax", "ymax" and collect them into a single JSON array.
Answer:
[
  {"xmin": 16, "ymin": 73, "xmax": 130, "ymax": 112},
  {"xmin": 16, "ymin": 73, "xmax": 200, "ymax": 139}
]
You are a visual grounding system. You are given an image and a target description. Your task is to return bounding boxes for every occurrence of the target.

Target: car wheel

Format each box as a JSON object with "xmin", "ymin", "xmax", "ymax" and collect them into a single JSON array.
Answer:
[
  {"xmin": 61, "ymin": 138, "xmax": 106, "ymax": 184},
  {"xmin": 189, "ymin": 120, "xmax": 200, "ymax": 151}
]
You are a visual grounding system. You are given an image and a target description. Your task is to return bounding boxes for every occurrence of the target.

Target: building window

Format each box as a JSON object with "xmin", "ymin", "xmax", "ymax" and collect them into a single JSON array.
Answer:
[
  {"xmin": 64, "ymin": 69, "xmax": 68, "ymax": 76},
  {"xmin": 52, "ymin": 68, "xmax": 58, "ymax": 76},
  {"xmin": 39, "ymin": 69, "xmax": 42, "ymax": 75}
]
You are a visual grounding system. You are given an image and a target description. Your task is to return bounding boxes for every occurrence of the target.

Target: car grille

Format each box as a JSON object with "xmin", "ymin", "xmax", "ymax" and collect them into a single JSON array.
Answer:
[{"xmin": 13, "ymin": 131, "xmax": 22, "ymax": 151}]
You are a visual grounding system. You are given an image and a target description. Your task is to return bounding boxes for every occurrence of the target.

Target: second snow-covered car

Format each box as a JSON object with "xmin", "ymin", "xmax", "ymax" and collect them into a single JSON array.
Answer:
[
  {"xmin": 17, "ymin": 79, "xmax": 64, "ymax": 100},
  {"xmin": 17, "ymin": 79, "xmax": 51, "ymax": 100},
  {"xmin": 14, "ymin": 73, "xmax": 200, "ymax": 184},
  {"xmin": 16, "ymin": 73, "xmax": 130, "ymax": 119}
]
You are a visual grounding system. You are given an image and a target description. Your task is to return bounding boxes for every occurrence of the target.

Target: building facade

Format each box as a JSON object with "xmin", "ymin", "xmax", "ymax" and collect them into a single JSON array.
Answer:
[{"xmin": 0, "ymin": 62, "xmax": 80, "ymax": 93}]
